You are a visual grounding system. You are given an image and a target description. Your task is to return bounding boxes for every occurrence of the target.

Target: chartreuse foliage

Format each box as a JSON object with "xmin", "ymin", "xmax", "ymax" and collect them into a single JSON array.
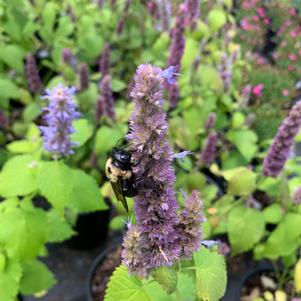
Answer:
[
  {"xmin": 104, "ymin": 247, "xmax": 226, "ymax": 301},
  {"xmin": 0, "ymin": 120, "xmax": 107, "ymax": 300}
]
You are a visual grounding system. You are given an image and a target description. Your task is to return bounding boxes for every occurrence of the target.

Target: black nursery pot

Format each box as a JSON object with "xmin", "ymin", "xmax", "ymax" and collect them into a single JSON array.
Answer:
[
  {"xmin": 85, "ymin": 237, "xmax": 122, "ymax": 301},
  {"xmin": 65, "ymin": 209, "xmax": 111, "ymax": 250},
  {"xmin": 222, "ymin": 258, "xmax": 274, "ymax": 301}
]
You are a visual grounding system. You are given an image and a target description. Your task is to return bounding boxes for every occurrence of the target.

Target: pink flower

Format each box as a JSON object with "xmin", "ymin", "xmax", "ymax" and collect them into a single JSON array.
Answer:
[
  {"xmin": 252, "ymin": 84, "xmax": 264, "ymax": 97},
  {"xmin": 264, "ymin": 18, "xmax": 270, "ymax": 25},
  {"xmin": 256, "ymin": 7, "xmax": 265, "ymax": 18},
  {"xmin": 289, "ymin": 8, "xmax": 297, "ymax": 16},
  {"xmin": 288, "ymin": 53, "xmax": 297, "ymax": 61},
  {"xmin": 241, "ymin": 18, "xmax": 253, "ymax": 31},
  {"xmin": 252, "ymin": 15, "xmax": 259, "ymax": 22},
  {"xmin": 282, "ymin": 89, "xmax": 290, "ymax": 96},
  {"xmin": 290, "ymin": 31, "xmax": 298, "ymax": 38},
  {"xmin": 288, "ymin": 65, "xmax": 295, "ymax": 71}
]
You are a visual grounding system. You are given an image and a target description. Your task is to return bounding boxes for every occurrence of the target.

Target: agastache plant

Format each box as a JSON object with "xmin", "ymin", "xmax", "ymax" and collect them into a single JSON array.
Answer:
[
  {"xmin": 122, "ymin": 64, "xmax": 203, "ymax": 276},
  {"xmin": 99, "ymin": 43, "xmax": 111, "ymax": 76},
  {"xmin": 79, "ymin": 63, "xmax": 89, "ymax": 91},
  {"xmin": 39, "ymin": 83, "xmax": 80, "ymax": 158},
  {"xmin": 166, "ymin": 3, "xmax": 186, "ymax": 107},
  {"xmin": 263, "ymin": 100, "xmax": 301, "ymax": 177},
  {"xmin": 97, "ymin": 75, "xmax": 115, "ymax": 120},
  {"xmin": 199, "ymin": 131, "xmax": 219, "ymax": 167},
  {"xmin": 25, "ymin": 53, "xmax": 42, "ymax": 93},
  {"xmin": 184, "ymin": 0, "xmax": 200, "ymax": 30}
]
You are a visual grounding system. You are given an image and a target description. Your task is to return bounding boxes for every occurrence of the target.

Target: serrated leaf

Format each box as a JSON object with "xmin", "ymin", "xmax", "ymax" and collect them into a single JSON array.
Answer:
[
  {"xmin": 152, "ymin": 267, "xmax": 177, "ymax": 294},
  {"xmin": 104, "ymin": 265, "xmax": 152, "ymax": 301},
  {"xmin": 228, "ymin": 206, "xmax": 265, "ymax": 253},
  {"xmin": 20, "ymin": 260, "xmax": 56, "ymax": 295},
  {"xmin": 0, "ymin": 155, "xmax": 38, "ymax": 197},
  {"xmin": 0, "ymin": 259, "xmax": 22, "ymax": 301},
  {"xmin": 71, "ymin": 119, "xmax": 93, "ymax": 146},
  {"xmin": 193, "ymin": 247, "xmax": 227, "ymax": 301},
  {"xmin": 69, "ymin": 169, "xmax": 108, "ymax": 212},
  {"xmin": 0, "ymin": 207, "xmax": 47, "ymax": 260},
  {"xmin": 46, "ymin": 210, "xmax": 75, "ymax": 242},
  {"xmin": 37, "ymin": 161, "xmax": 73, "ymax": 210}
]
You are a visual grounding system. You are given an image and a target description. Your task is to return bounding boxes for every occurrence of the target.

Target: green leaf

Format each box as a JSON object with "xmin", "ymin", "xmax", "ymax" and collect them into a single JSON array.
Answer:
[
  {"xmin": 193, "ymin": 247, "xmax": 227, "ymax": 301},
  {"xmin": 0, "ymin": 155, "xmax": 38, "ymax": 197},
  {"xmin": 95, "ymin": 126, "xmax": 124, "ymax": 154},
  {"xmin": 71, "ymin": 119, "xmax": 93, "ymax": 146},
  {"xmin": 37, "ymin": 161, "xmax": 73, "ymax": 210},
  {"xmin": 0, "ymin": 207, "xmax": 47, "ymax": 260},
  {"xmin": 69, "ymin": 169, "xmax": 108, "ymax": 212},
  {"xmin": 227, "ymin": 168, "xmax": 256, "ymax": 196},
  {"xmin": 0, "ymin": 259, "xmax": 22, "ymax": 301},
  {"xmin": 208, "ymin": 9, "xmax": 227, "ymax": 32},
  {"xmin": 104, "ymin": 265, "xmax": 152, "ymax": 301},
  {"xmin": 198, "ymin": 66, "xmax": 224, "ymax": 94},
  {"xmin": 0, "ymin": 78, "xmax": 20, "ymax": 99},
  {"xmin": 46, "ymin": 210, "xmax": 75, "ymax": 242},
  {"xmin": 0, "ymin": 44, "xmax": 25, "ymax": 73},
  {"xmin": 152, "ymin": 267, "xmax": 177, "ymax": 294},
  {"xmin": 229, "ymin": 130, "xmax": 258, "ymax": 162},
  {"xmin": 258, "ymin": 213, "xmax": 301, "ymax": 259},
  {"xmin": 263, "ymin": 204, "xmax": 283, "ymax": 224},
  {"xmin": 228, "ymin": 206, "xmax": 265, "ymax": 253},
  {"xmin": 111, "ymin": 79, "xmax": 127, "ymax": 92},
  {"xmin": 177, "ymin": 273, "xmax": 196, "ymax": 301},
  {"xmin": 6, "ymin": 140, "xmax": 37, "ymax": 154},
  {"xmin": 20, "ymin": 260, "xmax": 56, "ymax": 295}
]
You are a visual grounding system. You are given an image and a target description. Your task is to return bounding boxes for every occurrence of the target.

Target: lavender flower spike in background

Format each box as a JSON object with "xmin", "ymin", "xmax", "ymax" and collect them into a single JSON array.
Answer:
[
  {"xmin": 122, "ymin": 64, "xmax": 181, "ymax": 276},
  {"xmin": 199, "ymin": 131, "xmax": 219, "ymax": 166},
  {"xmin": 263, "ymin": 100, "xmax": 301, "ymax": 177},
  {"xmin": 26, "ymin": 53, "xmax": 42, "ymax": 94},
  {"xmin": 39, "ymin": 83, "xmax": 80, "ymax": 158}
]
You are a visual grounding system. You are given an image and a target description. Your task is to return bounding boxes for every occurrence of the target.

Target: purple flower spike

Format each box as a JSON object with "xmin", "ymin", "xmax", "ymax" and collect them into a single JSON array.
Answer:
[
  {"xmin": 26, "ymin": 54, "xmax": 42, "ymax": 94},
  {"xmin": 79, "ymin": 63, "xmax": 89, "ymax": 92},
  {"xmin": 184, "ymin": 0, "xmax": 200, "ymax": 30},
  {"xmin": 204, "ymin": 112, "xmax": 217, "ymax": 130},
  {"xmin": 39, "ymin": 83, "xmax": 80, "ymax": 158},
  {"xmin": 166, "ymin": 4, "xmax": 186, "ymax": 107},
  {"xmin": 98, "ymin": 75, "xmax": 115, "ymax": 119},
  {"xmin": 199, "ymin": 131, "xmax": 218, "ymax": 166},
  {"xmin": 122, "ymin": 64, "xmax": 181, "ymax": 276},
  {"xmin": 177, "ymin": 190, "xmax": 204, "ymax": 257},
  {"xmin": 99, "ymin": 43, "xmax": 111, "ymax": 77},
  {"xmin": 263, "ymin": 100, "xmax": 301, "ymax": 177},
  {"xmin": 160, "ymin": 66, "xmax": 178, "ymax": 85}
]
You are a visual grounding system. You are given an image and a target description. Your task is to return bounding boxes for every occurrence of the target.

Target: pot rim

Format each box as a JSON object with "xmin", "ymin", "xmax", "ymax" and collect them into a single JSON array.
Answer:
[{"xmin": 85, "ymin": 236, "xmax": 122, "ymax": 301}]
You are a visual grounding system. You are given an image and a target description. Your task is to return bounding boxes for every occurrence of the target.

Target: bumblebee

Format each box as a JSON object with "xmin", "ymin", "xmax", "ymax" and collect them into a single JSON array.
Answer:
[{"xmin": 105, "ymin": 147, "xmax": 137, "ymax": 212}]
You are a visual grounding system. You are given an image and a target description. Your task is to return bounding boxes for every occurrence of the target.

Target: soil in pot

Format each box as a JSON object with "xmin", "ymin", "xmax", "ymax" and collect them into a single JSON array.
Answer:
[
  {"xmin": 241, "ymin": 270, "xmax": 294, "ymax": 301},
  {"xmin": 90, "ymin": 246, "xmax": 122, "ymax": 301}
]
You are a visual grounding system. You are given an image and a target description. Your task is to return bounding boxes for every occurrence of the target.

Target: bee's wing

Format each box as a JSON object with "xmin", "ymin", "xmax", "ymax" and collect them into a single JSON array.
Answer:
[{"xmin": 111, "ymin": 177, "xmax": 129, "ymax": 212}]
